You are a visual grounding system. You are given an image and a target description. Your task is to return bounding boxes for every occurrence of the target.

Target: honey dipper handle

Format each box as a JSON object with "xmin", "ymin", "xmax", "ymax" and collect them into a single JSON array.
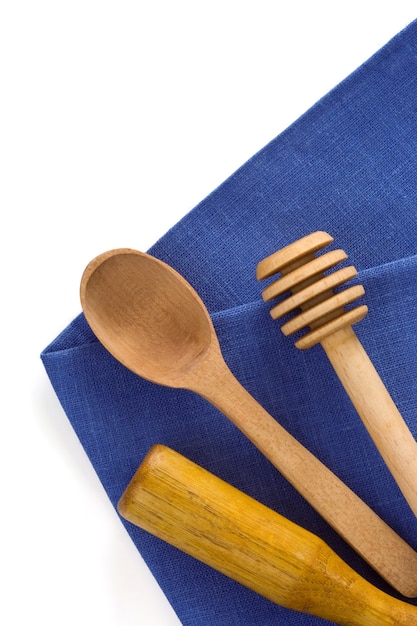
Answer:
[
  {"xmin": 321, "ymin": 326, "xmax": 417, "ymax": 518},
  {"xmin": 187, "ymin": 353, "xmax": 417, "ymax": 598},
  {"xmin": 119, "ymin": 445, "xmax": 417, "ymax": 625}
]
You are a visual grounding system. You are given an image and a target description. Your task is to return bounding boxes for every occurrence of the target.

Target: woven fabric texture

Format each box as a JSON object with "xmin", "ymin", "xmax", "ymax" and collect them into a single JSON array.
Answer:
[{"xmin": 42, "ymin": 20, "xmax": 417, "ymax": 625}]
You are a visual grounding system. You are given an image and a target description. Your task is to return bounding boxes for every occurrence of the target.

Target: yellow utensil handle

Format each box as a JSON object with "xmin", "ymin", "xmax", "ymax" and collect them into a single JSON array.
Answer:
[{"xmin": 118, "ymin": 445, "xmax": 417, "ymax": 625}]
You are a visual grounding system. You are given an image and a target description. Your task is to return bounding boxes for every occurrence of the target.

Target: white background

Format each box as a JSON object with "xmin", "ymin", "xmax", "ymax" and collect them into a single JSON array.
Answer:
[{"xmin": 1, "ymin": 2, "xmax": 416, "ymax": 624}]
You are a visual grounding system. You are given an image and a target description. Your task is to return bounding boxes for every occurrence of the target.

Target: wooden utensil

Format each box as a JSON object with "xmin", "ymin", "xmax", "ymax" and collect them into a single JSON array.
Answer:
[
  {"xmin": 119, "ymin": 444, "xmax": 417, "ymax": 625},
  {"xmin": 257, "ymin": 231, "xmax": 417, "ymax": 519},
  {"xmin": 80, "ymin": 248, "xmax": 417, "ymax": 597}
]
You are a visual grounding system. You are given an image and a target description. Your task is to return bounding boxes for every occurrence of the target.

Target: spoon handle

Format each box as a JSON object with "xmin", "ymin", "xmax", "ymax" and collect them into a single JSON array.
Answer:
[
  {"xmin": 119, "ymin": 445, "xmax": 417, "ymax": 625},
  {"xmin": 189, "ymin": 354, "xmax": 417, "ymax": 598}
]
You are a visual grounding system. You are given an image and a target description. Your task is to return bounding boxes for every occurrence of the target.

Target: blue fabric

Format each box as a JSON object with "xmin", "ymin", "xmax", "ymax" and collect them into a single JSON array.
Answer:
[{"xmin": 42, "ymin": 20, "xmax": 417, "ymax": 625}]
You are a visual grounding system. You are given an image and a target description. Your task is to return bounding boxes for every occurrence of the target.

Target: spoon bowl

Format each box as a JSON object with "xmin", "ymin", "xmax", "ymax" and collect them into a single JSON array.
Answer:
[
  {"xmin": 80, "ymin": 249, "xmax": 215, "ymax": 387},
  {"xmin": 80, "ymin": 247, "xmax": 417, "ymax": 597}
]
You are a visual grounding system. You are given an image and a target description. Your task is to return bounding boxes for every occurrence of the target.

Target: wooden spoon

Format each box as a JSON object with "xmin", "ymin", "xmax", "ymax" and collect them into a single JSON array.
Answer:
[
  {"xmin": 119, "ymin": 444, "xmax": 417, "ymax": 626},
  {"xmin": 80, "ymin": 248, "xmax": 417, "ymax": 597}
]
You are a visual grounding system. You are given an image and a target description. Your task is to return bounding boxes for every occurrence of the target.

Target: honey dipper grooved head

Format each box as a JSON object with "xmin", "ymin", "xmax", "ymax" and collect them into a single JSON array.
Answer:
[{"xmin": 257, "ymin": 232, "xmax": 368, "ymax": 349}]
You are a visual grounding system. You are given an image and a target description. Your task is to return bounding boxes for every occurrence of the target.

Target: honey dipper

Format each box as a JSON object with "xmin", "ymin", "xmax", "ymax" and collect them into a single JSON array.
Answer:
[
  {"xmin": 257, "ymin": 231, "xmax": 417, "ymax": 518},
  {"xmin": 119, "ymin": 445, "xmax": 417, "ymax": 626}
]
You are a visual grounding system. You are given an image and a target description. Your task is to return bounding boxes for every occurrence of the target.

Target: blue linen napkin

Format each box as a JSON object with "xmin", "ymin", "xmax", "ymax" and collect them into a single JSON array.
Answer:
[{"xmin": 42, "ymin": 20, "xmax": 417, "ymax": 625}]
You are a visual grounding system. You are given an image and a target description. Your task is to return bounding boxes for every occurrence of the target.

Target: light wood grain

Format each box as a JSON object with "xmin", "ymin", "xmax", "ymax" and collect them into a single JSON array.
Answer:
[
  {"xmin": 119, "ymin": 445, "xmax": 417, "ymax": 626},
  {"xmin": 80, "ymin": 248, "xmax": 417, "ymax": 597},
  {"xmin": 258, "ymin": 231, "xmax": 417, "ymax": 519}
]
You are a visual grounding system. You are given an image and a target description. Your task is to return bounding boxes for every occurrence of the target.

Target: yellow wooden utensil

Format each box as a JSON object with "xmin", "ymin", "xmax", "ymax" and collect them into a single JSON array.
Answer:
[
  {"xmin": 257, "ymin": 231, "xmax": 417, "ymax": 519},
  {"xmin": 80, "ymin": 248, "xmax": 417, "ymax": 597},
  {"xmin": 119, "ymin": 445, "xmax": 417, "ymax": 626}
]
